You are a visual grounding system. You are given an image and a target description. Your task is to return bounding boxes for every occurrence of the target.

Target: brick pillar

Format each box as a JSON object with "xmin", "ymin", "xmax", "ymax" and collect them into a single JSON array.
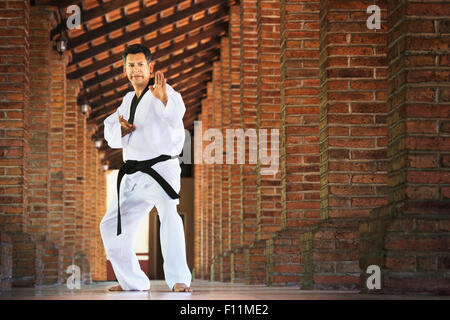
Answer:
[
  {"xmin": 257, "ymin": 0, "xmax": 282, "ymax": 241},
  {"xmin": 29, "ymin": 5, "xmax": 65, "ymax": 286},
  {"xmin": 281, "ymin": 0, "xmax": 321, "ymax": 230},
  {"xmin": 0, "ymin": 231, "xmax": 13, "ymax": 290},
  {"xmin": 64, "ymin": 79, "xmax": 81, "ymax": 267},
  {"xmin": 203, "ymin": 82, "xmax": 214, "ymax": 279},
  {"xmin": 48, "ymin": 51, "xmax": 68, "ymax": 246},
  {"xmin": 266, "ymin": 0, "xmax": 321, "ymax": 287},
  {"xmin": 194, "ymin": 114, "xmax": 203, "ymax": 279},
  {"xmin": 220, "ymin": 36, "xmax": 231, "ymax": 282},
  {"xmin": 28, "ymin": 6, "xmax": 54, "ymax": 240},
  {"xmin": 93, "ymin": 155, "xmax": 106, "ymax": 281},
  {"xmin": 83, "ymin": 126, "xmax": 95, "ymax": 283},
  {"xmin": 241, "ymin": 0, "xmax": 259, "ymax": 247},
  {"xmin": 360, "ymin": 0, "xmax": 450, "ymax": 295},
  {"xmin": 0, "ymin": 0, "xmax": 46, "ymax": 287},
  {"xmin": 304, "ymin": 0, "xmax": 389, "ymax": 290},
  {"xmin": 89, "ymin": 128, "xmax": 99, "ymax": 283},
  {"xmin": 229, "ymin": 5, "xmax": 243, "ymax": 260},
  {"xmin": 197, "ymin": 111, "xmax": 206, "ymax": 279},
  {"xmin": 193, "ymin": 152, "xmax": 200, "ymax": 279},
  {"xmin": 75, "ymin": 104, "xmax": 88, "ymax": 276},
  {"xmin": 211, "ymin": 61, "xmax": 222, "ymax": 280},
  {"xmin": 229, "ymin": 4, "xmax": 245, "ymax": 283},
  {"xmin": 319, "ymin": 0, "xmax": 389, "ymax": 222},
  {"xmin": 0, "ymin": 0, "xmax": 30, "ymax": 235}
]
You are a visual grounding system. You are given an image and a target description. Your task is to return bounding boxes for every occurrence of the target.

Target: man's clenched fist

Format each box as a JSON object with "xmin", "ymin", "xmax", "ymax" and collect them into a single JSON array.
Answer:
[{"xmin": 119, "ymin": 115, "xmax": 136, "ymax": 137}]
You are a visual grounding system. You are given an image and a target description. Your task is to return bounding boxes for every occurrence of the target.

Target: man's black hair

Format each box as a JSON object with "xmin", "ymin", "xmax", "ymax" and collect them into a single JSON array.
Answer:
[{"xmin": 123, "ymin": 43, "xmax": 152, "ymax": 64}]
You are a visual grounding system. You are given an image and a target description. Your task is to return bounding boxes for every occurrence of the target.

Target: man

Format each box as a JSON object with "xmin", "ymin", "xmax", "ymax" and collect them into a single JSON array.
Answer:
[{"xmin": 100, "ymin": 43, "xmax": 192, "ymax": 292}]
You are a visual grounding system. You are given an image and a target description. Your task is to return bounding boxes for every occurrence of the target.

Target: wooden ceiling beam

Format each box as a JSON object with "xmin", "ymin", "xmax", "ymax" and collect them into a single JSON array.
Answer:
[
  {"xmin": 70, "ymin": 3, "xmax": 228, "ymax": 65},
  {"xmin": 182, "ymin": 89, "xmax": 207, "ymax": 105},
  {"xmin": 67, "ymin": 18, "xmax": 227, "ymax": 79},
  {"xmin": 34, "ymin": 0, "xmax": 81, "ymax": 7},
  {"xmin": 69, "ymin": 0, "xmax": 223, "ymax": 49},
  {"xmin": 50, "ymin": 0, "xmax": 138, "ymax": 39}
]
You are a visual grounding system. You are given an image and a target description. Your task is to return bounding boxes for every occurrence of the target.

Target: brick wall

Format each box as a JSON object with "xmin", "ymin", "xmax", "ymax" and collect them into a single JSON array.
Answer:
[
  {"xmin": 0, "ymin": 0, "xmax": 108, "ymax": 289},
  {"xmin": 257, "ymin": 0, "xmax": 282, "ymax": 240},
  {"xmin": 359, "ymin": 0, "xmax": 450, "ymax": 295},
  {"xmin": 241, "ymin": 0, "xmax": 259, "ymax": 247},
  {"xmin": 220, "ymin": 37, "xmax": 231, "ymax": 282},
  {"xmin": 229, "ymin": 3, "xmax": 242, "ymax": 257},
  {"xmin": 193, "ymin": 0, "xmax": 448, "ymax": 294}
]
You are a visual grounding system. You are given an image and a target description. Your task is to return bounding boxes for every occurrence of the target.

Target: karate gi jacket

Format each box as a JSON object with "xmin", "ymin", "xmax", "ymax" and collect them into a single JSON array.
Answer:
[{"xmin": 103, "ymin": 83, "xmax": 186, "ymax": 203}]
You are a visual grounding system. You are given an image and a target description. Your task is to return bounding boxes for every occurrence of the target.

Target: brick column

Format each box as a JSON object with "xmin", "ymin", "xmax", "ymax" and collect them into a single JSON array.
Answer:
[
  {"xmin": 93, "ymin": 156, "xmax": 106, "ymax": 281},
  {"xmin": 29, "ymin": 5, "xmax": 65, "ymax": 286},
  {"xmin": 0, "ymin": 0, "xmax": 30, "ymax": 235},
  {"xmin": 194, "ymin": 112, "xmax": 203, "ymax": 279},
  {"xmin": 211, "ymin": 61, "xmax": 222, "ymax": 280},
  {"xmin": 0, "ymin": 0, "xmax": 45, "ymax": 287},
  {"xmin": 196, "ymin": 111, "xmax": 206, "ymax": 279},
  {"xmin": 220, "ymin": 36, "xmax": 231, "ymax": 282},
  {"xmin": 229, "ymin": 5, "xmax": 243, "ymax": 258},
  {"xmin": 203, "ymin": 82, "xmax": 213, "ymax": 279},
  {"xmin": 360, "ymin": 0, "xmax": 450, "ymax": 295},
  {"xmin": 75, "ymin": 105, "xmax": 87, "ymax": 273},
  {"xmin": 303, "ymin": 0, "xmax": 389, "ymax": 290},
  {"xmin": 82, "ymin": 126, "xmax": 95, "ymax": 283},
  {"xmin": 281, "ymin": 0, "xmax": 321, "ymax": 230},
  {"xmin": 48, "ymin": 51, "xmax": 68, "ymax": 246},
  {"xmin": 241, "ymin": 0, "xmax": 259, "ymax": 247},
  {"xmin": 28, "ymin": 6, "xmax": 54, "ymax": 240},
  {"xmin": 266, "ymin": 0, "xmax": 321, "ymax": 287},
  {"xmin": 257, "ymin": 0, "xmax": 282, "ymax": 241},
  {"xmin": 229, "ymin": 3, "xmax": 245, "ymax": 284},
  {"xmin": 0, "ymin": 231, "xmax": 13, "ymax": 290},
  {"xmin": 64, "ymin": 79, "xmax": 81, "ymax": 266}
]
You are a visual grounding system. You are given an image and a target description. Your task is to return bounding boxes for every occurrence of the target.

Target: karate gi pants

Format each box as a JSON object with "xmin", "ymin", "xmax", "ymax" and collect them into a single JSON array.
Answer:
[{"xmin": 100, "ymin": 171, "xmax": 192, "ymax": 291}]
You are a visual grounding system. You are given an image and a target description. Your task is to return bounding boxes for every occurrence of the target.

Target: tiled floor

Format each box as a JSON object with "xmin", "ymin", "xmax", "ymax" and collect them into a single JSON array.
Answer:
[{"xmin": 0, "ymin": 280, "xmax": 448, "ymax": 300}]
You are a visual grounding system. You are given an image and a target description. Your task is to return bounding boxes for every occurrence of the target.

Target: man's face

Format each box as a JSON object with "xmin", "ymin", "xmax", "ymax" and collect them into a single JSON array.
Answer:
[{"xmin": 124, "ymin": 52, "xmax": 154, "ymax": 87}]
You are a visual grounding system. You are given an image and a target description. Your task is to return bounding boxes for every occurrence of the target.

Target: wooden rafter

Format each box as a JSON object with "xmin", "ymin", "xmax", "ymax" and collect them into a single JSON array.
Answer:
[
  {"xmin": 49, "ymin": 0, "xmax": 139, "ymax": 39},
  {"xmin": 67, "ymin": 17, "xmax": 227, "ymax": 79},
  {"xmin": 69, "ymin": 0, "xmax": 222, "ymax": 49}
]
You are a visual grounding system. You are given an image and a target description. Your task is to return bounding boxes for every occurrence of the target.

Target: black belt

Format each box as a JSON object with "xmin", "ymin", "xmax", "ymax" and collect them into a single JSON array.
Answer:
[{"xmin": 116, "ymin": 154, "xmax": 179, "ymax": 235}]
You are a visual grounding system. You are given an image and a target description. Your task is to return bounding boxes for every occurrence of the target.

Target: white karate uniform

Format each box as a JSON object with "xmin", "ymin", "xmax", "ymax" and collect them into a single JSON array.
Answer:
[{"xmin": 100, "ymin": 83, "xmax": 191, "ymax": 291}]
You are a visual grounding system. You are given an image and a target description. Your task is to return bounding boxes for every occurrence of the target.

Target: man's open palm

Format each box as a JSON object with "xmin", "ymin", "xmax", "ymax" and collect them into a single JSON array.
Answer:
[{"xmin": 151, "ymin": 70, "xmax": 168, "ymax": 105}]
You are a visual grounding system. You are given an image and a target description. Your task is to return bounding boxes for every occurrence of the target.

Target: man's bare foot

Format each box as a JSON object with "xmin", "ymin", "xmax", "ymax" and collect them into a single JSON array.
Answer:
[
  {"xmin": 108, "ymin": 284, "xmax": 123, "ymax": 291},
  {"xmin": 108, "ymin": 284, "xmax": 149, "ymax": 292},
  {"xmin": 172, "ymin": 283, "xmax": 192, "ymax": 292}
]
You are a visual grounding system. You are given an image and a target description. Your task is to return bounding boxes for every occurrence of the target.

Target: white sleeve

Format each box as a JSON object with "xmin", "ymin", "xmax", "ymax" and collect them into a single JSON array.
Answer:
[
  {"xmin": 103, "ymin": 110, "xmax": 123, "ymax": 149},
  {"xmin": 103, "ymin": 95, "xmax": 131, "ymax": 149},
  {"xmin": 152, "ymin": 91, "xmax": 186, "ymax": 128}
]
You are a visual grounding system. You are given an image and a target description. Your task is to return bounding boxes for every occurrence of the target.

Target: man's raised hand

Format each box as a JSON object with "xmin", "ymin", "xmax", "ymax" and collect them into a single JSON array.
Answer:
[
  {"xmin": 151, "ymin": 70, "xmax": 168, "ymax": 106},
  {"xmin": 119, "ymin": 115, "xmax": 136, "ymax": 137}
]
